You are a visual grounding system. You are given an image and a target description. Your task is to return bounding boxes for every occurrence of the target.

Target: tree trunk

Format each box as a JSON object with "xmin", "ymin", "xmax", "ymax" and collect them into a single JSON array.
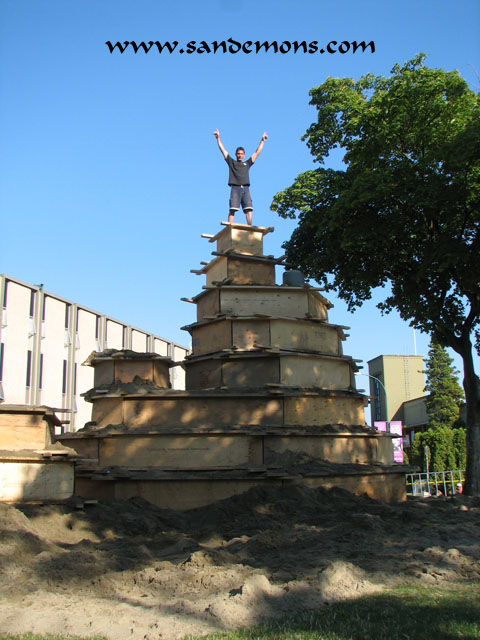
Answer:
[{"xmin": 456, "ymin": 336, "xmax": 480, "ymax": 496}]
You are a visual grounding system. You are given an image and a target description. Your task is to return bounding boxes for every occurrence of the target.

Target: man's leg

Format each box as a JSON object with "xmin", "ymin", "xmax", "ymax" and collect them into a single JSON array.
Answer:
[
  {"xmin": 242, "ymin": 187, "xmax": 253, "ymax": 226},
  {"xmin": 229, "ymin": 187, "xmax": 240, "ymax": 223}
]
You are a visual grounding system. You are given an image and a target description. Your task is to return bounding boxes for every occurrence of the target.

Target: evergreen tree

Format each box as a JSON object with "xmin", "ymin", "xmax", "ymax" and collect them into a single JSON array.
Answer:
[{"xmin": 424, "ymin": 340, "xmax": 465, "ymax": 430}]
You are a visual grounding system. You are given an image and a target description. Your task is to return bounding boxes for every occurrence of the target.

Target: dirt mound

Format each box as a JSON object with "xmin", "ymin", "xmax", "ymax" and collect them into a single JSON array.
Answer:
[{"xmin": 0, "ymin": 487, "xmax": 479, "ymax": 639}]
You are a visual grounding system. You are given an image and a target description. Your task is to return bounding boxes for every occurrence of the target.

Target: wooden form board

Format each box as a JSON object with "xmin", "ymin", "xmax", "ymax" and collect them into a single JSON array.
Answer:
[
  {"xmin": 75, "ymin": 472, "xmax": 406, "ymax": 509},
  {"xmin": 269, "ymin": 319, "xmax": 340, "ymax": 355},
  {"xmin": 0, "ymin": 415, "xmax": 53, "ymax": 450},
  {"xmin": 185, "ymin": 354, "xmax": 352, "ymax": 390},
  {"xmin": 301, "ymin": 474, "xmax": 406, "ymax": 503},
  {"xmin": 284, "ymin": 395, "xmax": 366, "ymax": 426},
  {"xmin": 196, "ymin": 289, "xmax": 220, "ymax": 322},
  {"xmin": 91, "ymin": 397, "xmax": 124, "ymax": 427},
  {"xmin": 122, "ymin": 396, "xmax": 284, "ymax": 429},
  {"xmin": 196, "ymin": 288, "xmax": 330, "ymax": 322},
  {"xmin": 232, "ymin": 318, "xmax": 270, "ymax": 350},
  {"xmin": 190, "ymin": 319, "xmax": 233, "ymax": 356},
  {"xmin": 66, "ymin": 429, "xmax": 391, "ymax": 468},
  {"xmin": 94, "ymin": 359, "xmax": 171, "ymax": 388},
  {"xmin": 58, "ymin": 436, "xmax": 99, "ymax": 461},
  {"xmin": 265, "ymin": 435, "xmax": 388, "ymax": 465},
  {"xmin": 188, "ymin": 317, "xmax": 342, "ymax": 357},
  {"xmin": 205, "ymin": 257, "xmax": 275, "ymax": 287},
  {"xmin": 279, "ymin": 356, "xmax": 351, "ymax": 389},
  {"xmin": 115, "ymin": 478, "xmax": 265, "ymax": 510},
  {"xmin": 215, "ymin": 227, "xmax": 265, "ymax": 256},
  {"xmin": 0, "ymin": 460, "xmax": 74, "ymax": 501},
  {"xmin": 185, "ymin": 357, "xmax": 280, "ymax": 389},
  {"xmin": 98, "ymin": 433, "xmax": 263, "ymax": 468},
  {"xmin": 90, "ymin": 392, "xmax": 367, "ymax": 429}
]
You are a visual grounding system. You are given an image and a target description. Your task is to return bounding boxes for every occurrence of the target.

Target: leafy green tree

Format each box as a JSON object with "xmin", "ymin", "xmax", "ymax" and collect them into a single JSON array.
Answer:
[
  {"xmin": 410, "ymin": 427, "xmax": 466, "ymax": 473},
  {"xmin": 271, "ymin": 55, "xmax": 480, "ymax": 494},
  {"xmin": 424, "ymin": 340, "xmax": 464, "ymax": 430},
  {"xmin": 453, "ymin": 428, "xmax": 467, "ymax": 469}
]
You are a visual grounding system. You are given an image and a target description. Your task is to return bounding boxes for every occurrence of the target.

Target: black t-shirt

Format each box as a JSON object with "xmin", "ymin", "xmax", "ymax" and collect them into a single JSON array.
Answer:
[{"xmin": 225, "ymin": 155, "xmax": 254, "ymax": 186}]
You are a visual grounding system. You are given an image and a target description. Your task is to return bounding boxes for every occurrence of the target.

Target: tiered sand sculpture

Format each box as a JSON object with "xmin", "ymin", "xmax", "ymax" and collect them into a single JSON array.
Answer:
[{"xmin": 59, "ymin": 223, "xmax": 406, "ymax": 507}]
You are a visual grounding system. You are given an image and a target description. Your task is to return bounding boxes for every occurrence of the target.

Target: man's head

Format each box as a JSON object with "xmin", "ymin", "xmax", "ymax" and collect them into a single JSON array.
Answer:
[{"xmin": 235, "ymin": 147, "xmax": 245, "ymax": 161}]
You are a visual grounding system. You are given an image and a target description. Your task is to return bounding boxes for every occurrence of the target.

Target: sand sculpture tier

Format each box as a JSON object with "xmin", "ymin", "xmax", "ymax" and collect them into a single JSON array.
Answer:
[{"xmin": 59, "ymin": 222, "xmax": 406, "ymax": 508}]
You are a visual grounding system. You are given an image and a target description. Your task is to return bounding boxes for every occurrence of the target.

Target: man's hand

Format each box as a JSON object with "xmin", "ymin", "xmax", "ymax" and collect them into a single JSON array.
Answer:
[
  {"xmin": 252, "ymin": 132, "xmax": 268, "ymax": 162},
  {"xmin": 214, "ymin": 129, "xmax": 228, "ymax": 159}
]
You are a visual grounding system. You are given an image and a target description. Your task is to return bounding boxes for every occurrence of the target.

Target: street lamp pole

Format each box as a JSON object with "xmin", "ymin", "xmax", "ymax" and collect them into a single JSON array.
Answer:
[{"xmin": 354, "ymin": 372, "xmax": 389, "ymax": 430}]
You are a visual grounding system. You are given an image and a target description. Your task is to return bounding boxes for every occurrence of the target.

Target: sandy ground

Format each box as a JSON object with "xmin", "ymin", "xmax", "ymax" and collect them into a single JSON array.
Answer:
[{"xmin": 0, "ymin": 485, "xmax": 479, "ymax": 640}]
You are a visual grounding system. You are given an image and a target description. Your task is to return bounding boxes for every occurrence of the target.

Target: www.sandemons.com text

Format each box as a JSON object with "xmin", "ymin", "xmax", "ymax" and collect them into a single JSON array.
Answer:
[{"xmin": 105, "ymin": 38, "xmax": 375, "ymax": 55}]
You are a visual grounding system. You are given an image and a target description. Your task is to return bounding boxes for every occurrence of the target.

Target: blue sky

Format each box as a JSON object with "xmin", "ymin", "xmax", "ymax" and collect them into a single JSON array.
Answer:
[{"xmin": 1, "ymin": 0, "xmax": 479, "ymax": 385}]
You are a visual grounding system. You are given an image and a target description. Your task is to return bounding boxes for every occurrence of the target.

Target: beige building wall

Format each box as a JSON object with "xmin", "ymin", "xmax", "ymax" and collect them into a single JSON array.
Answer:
[
  {"xmin": 0, "ymin": 281, "xmax": 33, "ymax": 404},
  {"xmin": 368, "ymin": 355, "xmax": 425, "ymax": 423},
  {"xmin": 0, "ymin": 275, "xmax": 189, "ymax": 432}
]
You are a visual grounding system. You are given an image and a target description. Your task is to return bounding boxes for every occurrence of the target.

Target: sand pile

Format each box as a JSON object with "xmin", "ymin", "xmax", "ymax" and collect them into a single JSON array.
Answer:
[{"xmin": 0, "ymin": 485, "xmax": 479, "ymax": 639}]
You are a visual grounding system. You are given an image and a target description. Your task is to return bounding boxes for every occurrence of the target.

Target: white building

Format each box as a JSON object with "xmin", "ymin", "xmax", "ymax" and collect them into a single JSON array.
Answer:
[{"xmin": 0, "ymin": 275, "xmax": 188, "ymax": 431}]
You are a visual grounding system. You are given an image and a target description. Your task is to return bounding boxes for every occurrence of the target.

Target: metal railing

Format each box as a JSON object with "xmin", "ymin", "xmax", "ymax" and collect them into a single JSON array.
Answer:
[{"xmin": 406, "ymin": 470, "xmax": 465, "ymax": 496}]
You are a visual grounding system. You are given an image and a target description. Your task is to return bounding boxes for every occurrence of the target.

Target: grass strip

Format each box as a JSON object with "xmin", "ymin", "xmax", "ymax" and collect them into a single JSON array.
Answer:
[
  {"xmin": 186, "ymin": 582, "xmax": 480, "ymax": 640},
  {"xmin": 1, "ymin": 583, "xmax": 478, "ymax": 640}
]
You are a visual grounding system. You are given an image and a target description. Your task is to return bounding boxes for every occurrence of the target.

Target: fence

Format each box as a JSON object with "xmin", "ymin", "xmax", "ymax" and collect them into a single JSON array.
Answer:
[{"xmin": 405, "ymin": 470, "xmax": 465, "ymax": 497}]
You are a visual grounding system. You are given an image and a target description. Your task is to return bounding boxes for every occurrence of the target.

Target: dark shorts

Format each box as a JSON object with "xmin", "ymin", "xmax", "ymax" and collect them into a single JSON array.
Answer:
[{"xmin": 229, "ymin": 185, "xmax": 253, "ymax": 212}]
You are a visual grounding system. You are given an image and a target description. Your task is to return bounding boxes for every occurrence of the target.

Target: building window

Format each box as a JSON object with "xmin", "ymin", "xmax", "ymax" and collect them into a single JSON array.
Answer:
[
  {"xmin": 0, "ymin": 343, "xmax": 4, "ymax": 381},
  {"xmin": 2, "ymin": 281, "xmax": 8, "ymax": 309},
  {"xmin": 64, "ymin": 305, "xmax": 70, "ymax": 329},
  {"xmin": 39, "ymin": 354, "xmax": 44, "ymax": 390},
  {"xmin": 26, "ymin": 350, "xmax": 32, "ymax": 388},
  {"xmin": 62, "ymin": 359, "xmax": 67, "ymax": 394},
  {"xmin": 73, "ymin": 363, "xmax": 77, "ymax": 395},
  {"xmin": 29, "ymin": 290, "xmax": 35, "ymax": 318}
]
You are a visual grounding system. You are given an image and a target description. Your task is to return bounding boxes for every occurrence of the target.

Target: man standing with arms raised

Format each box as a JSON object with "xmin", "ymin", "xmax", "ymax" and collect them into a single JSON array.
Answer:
[{"xmin": 213, "ymin": 129, "xmax": 267, "ymax": 226}]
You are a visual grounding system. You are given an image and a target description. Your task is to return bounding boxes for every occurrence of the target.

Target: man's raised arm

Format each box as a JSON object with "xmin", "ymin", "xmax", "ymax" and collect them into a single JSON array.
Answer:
[
  {"xmin": 251, "ymin": 132, "xmax": 268, "ymax": 163},
  {"xmin": 213, "ymin": 129, "xmax": 228, "ymax": 160}
]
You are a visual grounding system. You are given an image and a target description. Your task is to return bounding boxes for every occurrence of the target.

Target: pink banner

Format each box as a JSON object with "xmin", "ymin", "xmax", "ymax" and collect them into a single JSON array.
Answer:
[
  {"xmin": 390, "ymin": 421, "xmax": 404, "ymax": 463},
  {"xmin": 374, "ymin": 421, "xmax": 387, "ymax": 432}
]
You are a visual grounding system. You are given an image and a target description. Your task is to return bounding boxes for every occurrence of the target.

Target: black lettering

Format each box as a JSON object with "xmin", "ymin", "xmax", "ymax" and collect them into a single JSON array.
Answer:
[
  {"xmin": 105, "ymin": 41, "xmax": 130, "ymax": 54},
  {"xmin": 196, "ymin": 41, "xmax": 212, "ymax": 54},
  {"xmin": 351, "ymin": 40, "xmax": 375, "ymax": 53},
  {"xmin": 242, "ymin": 41, "xmax": 253, "ymax": 53},
  {"xmin": 308, "ymin": 41, "xmax": 318, "ymax": 54},
  {"xmin": 292, "ymin": 41, "xmax": 307, "ymax": 53},
  {"xmin": 228, "ymin": 38, "xmax": 242, "ymax": 53},
  {"xmin": 254, "ymin": 40, "xmax": 278, "ymax": 54},
  {"xmin": 212, "ymin": 41, "xmax": 227, "ymax": 53},
  {"xmin": 153, "ymin": 40, "xmax": 178, "ymax": 54},
  {"xmin": 127, "ymin": 41, "xmax": 154, "ymax": 53},
  {"xmin": 186, "ymin": 40, "xmax": 196, "ymax": 54},
  {"xmin": 279, "ymin": 41, "xmax": 292, "ymax": 53},
  {"xmin": 338, "ymin": 41, "xmax": 350, "ymax": 54},
  {"xmin": 326, "ymin": 41, "xmax": 337, "ymax": 53}
]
